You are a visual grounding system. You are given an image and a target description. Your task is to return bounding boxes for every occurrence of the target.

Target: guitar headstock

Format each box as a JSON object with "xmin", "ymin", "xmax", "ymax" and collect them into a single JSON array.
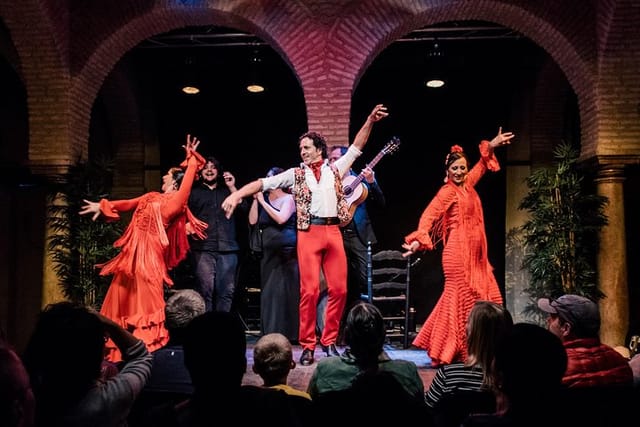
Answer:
[{"xmin": 382, "ymin": 136, "xmax": 401, "ymax": 155}]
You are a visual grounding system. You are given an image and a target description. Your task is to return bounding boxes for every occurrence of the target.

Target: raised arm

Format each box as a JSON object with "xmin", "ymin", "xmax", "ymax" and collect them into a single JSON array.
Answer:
[
  {"xmin": 466, "ymin": 127, "xmax": 515, "ymax": 188},
  {"xmin": 163, "ymin": 134, "xmax": 204, "ymax": 218},
  {"xmin": 351, "ymin": 104, "xmax": 389, "ymax": 151},
  {"xmin": 173, "ymin": 134, "xmax": 203, "ymax": 201}
]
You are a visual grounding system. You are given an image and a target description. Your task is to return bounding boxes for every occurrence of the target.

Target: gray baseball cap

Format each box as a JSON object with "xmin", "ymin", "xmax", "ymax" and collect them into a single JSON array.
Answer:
[{"xmin": 538, "ymin": 294, "xmax": 600, "ymax": 335}]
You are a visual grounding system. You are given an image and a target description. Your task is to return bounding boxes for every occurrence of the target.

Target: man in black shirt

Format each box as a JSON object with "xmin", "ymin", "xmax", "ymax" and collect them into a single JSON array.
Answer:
[{"xmin": 188, "ymin": 157, "xmax": 247, "ymax": 312}]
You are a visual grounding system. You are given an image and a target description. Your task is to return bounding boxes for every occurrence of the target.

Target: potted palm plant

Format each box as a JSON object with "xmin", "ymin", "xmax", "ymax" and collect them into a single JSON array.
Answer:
[
  {"xmin": 47, "ymin": 157, "xmax": 122, "ymax": 307},
  {"xmin": 516, "ymin": 142, "xmax": 608, "ymax": 320}
]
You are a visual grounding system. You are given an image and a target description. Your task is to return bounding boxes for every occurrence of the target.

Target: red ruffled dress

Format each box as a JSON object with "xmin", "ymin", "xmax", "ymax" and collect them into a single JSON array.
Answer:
[
  {"xmin": 97, "ymin": 151, "xmax": 207, "ymax": 362},
  {"xmin": 405, "ymin": 141, "xmax": 503, "ymax": 367}
]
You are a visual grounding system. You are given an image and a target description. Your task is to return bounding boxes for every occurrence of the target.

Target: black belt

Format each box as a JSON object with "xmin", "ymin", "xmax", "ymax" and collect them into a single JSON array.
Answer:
[{"xmin": 310, "ymin": 216, "xmax": 340, "ymax": 225}]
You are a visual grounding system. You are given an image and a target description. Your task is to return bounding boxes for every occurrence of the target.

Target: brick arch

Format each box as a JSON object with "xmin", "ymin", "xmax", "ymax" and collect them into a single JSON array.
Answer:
[
  {"xmin": 70, "ymin": 4, "xmax": 306, "ymax": 160},
  {"xmin": 1, "ymin": 0, "xmax": 69, "ymax": 71},
  {"xmin": 330, "ymin": 0, "xmax": 597, "ymax": 155},
  {"xmin": 1, "ymin": 0, "xmax": 71, "ymax": 174}
]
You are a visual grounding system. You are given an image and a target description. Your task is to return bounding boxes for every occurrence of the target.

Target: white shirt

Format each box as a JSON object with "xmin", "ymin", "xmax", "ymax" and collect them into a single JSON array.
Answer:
[{"xmin": 261, "ymin": 144, "xmax": 361, "ymax": 217}]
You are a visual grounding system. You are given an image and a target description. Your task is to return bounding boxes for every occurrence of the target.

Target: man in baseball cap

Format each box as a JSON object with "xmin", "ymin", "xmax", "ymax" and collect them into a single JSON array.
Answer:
[
  {"xmin": 537, "ymin": 294, "xmax": 632, "ymax": 388},
  {"xmin": 537, "ymin": 294, "xmax": 600, "ymax": 336}
]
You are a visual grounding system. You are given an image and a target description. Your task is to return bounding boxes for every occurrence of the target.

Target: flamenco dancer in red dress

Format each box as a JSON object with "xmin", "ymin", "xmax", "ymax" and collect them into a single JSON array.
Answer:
[
  {"xmin": 402, "ymin": 128, "xmax": 515, "ymax": 367},
  {"xmin": 80, "ymin": 135, "xmax": 207, "ymax": 362}
]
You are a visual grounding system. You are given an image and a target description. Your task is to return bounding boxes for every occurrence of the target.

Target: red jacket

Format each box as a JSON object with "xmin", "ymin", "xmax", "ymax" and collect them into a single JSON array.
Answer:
[{"xmin": 562, "ymin": 337, "xmax": 633, "ymax": 388}]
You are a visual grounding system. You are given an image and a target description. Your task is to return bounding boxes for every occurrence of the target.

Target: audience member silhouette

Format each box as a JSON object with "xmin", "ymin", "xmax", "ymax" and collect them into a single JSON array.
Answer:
[
  {"xmin": 252, "ymin": 333, "xmax": 310, "ymax": 400},
  {"xmin": 129, "ymin": 289, "xmax": 205, "ymax": 426},
  {"xmin": 307, "ymin": 302, "xmax": 424, "ymax": 401},
  {"xmin": 147, "ymin": 289, "xmax": 206, "ymax": 394},
  {"xmin": 312, "ymin": 368, "xmax": 430, "ymax": 424},
  {"xmin": 0, "ymin": 340, "xmax": 35, "ymax": 427},
  {"xmin": 252, "ymin": 333, "xmax": 312, "ymax": 421},
  {"xmin": 538, "ymin": 294, "xmax": 633, "ymax": 387},
  {"xmin": 462, "ymin": 323, "xmax": 568, "ymax": 427},
  {"xmin": 426, "ymin": 301, "xmax": 513, "ymax": 427},
  {"xmin": 145, "ymin": 311, "xmax": 302, "ymax": 426},
  {"xmin": 21, "ymin": 301, "xmax": 153, "ymax": 427}
]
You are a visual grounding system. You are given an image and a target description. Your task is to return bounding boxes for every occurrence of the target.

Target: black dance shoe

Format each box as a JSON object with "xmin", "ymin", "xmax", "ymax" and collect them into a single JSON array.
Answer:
[
  {"xmin": 321, "ymin": 343, "xmax": 341, "ymax": 357},
  {"xmin": 300, "ymin": 349, "xmax": 315, "ymax": 366}
]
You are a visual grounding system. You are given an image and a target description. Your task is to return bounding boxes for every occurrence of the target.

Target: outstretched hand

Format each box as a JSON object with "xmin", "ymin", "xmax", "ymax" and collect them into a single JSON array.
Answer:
[
  {"xmin": 489, "ymin": 127, "xmax": 515, "ymax": 149},
  {"xmin": 79, "ymin": 199, "xmax": 101, "ymax": 221},
  {"xmin": 183, "ymin": 134, "xmax": 201, "ymax": 154}
]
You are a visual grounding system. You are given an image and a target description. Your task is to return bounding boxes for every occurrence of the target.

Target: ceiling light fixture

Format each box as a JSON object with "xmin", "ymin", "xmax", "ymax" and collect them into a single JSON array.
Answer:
[
  {"xmin": 425, "ymin": 41, "xmax": 446, "ymax": 89},
  {"xmin": 182, "ymin": 85, "xmax": 200, "ymax": 95},
  {"xmin": 181, "ymin": 56, "xmax": 200, "ymax": 95},
  {"xmin": 247, "ymin": 48, "xmax": 265, "ymax": 93},
  {"xmin": 246, "ymin": 83, "xmax": 264, "ymax": 93},
  {"xmin": 425, "ymin": 78, "xmax": 445, "ymax": 88}
]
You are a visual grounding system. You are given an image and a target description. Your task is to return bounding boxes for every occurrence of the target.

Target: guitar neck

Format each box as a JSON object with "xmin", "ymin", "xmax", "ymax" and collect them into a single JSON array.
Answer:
[{"xmin": 346, "ymin": 150, "xmax": 387, "ymax": 190}]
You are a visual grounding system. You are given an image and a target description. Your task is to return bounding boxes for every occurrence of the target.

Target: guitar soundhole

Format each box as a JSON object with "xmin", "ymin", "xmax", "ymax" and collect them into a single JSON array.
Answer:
[{"xmin": 343, "ymin": 186, "xmax": 353, "ymax": 196}]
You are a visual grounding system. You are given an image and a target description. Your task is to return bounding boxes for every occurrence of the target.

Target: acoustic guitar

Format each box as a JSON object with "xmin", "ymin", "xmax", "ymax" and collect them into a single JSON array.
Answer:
[{"xmin": 342, "ymin": 136, "xmax": 401, "ymax": 216}]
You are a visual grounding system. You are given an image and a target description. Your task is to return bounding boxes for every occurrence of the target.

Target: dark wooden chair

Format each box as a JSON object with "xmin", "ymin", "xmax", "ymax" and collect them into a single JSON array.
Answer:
[{"xmin": 365, "ymin": 244, "xmax": 413, "ymax": 348}]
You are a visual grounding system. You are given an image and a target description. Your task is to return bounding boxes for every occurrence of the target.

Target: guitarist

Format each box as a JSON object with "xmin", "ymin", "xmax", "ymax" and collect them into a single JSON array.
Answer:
[{"xmin": 325, "ymin": 145, "xmax": 386, "ymax": 342}]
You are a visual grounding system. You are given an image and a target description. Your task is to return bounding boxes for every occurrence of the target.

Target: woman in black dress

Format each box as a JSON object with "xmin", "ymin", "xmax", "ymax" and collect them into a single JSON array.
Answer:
[{"xmin": 249, "ymin": 167, "xmax": 299, "ymax": 342}]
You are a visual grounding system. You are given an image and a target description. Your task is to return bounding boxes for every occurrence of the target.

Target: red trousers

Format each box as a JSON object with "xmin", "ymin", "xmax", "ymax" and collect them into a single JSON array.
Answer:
[{"xmin": 296, "ymin": 224, "xmax": 347, "ymax": 351}]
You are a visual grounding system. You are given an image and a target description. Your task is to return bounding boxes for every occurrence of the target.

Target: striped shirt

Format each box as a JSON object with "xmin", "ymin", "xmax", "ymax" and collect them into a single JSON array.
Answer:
[{"xmin": 425, "ymin": 362, "xmax": 485, "ymax": 408}]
